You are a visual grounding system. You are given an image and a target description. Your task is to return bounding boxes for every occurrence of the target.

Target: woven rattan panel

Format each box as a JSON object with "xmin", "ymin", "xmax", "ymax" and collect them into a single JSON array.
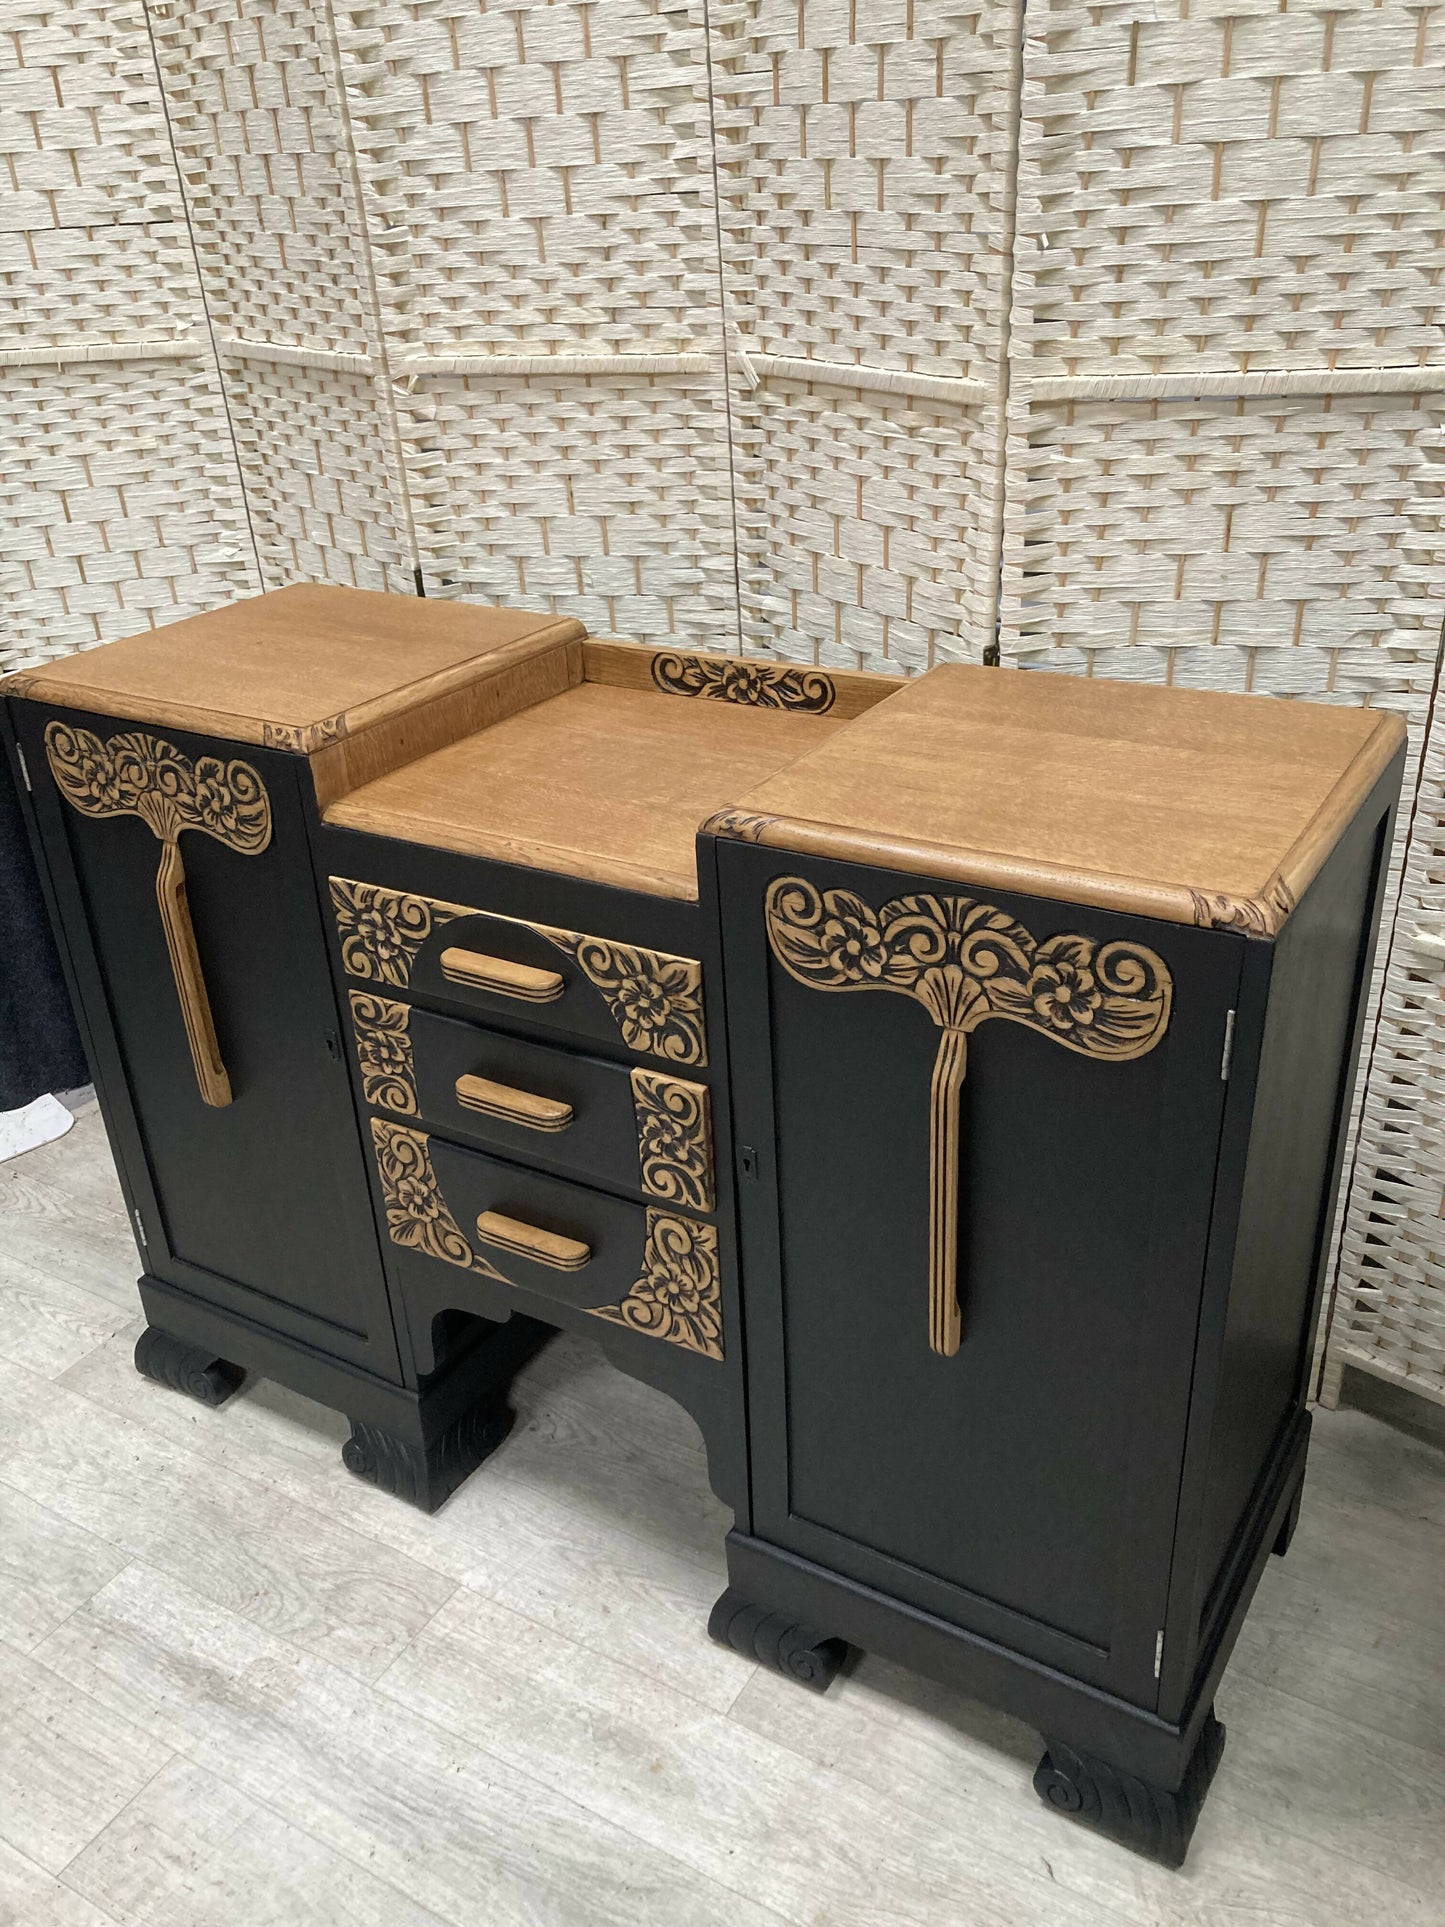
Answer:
[
  {"xmin": 0, "ymin": 2, "xmax": 258, "ymax": 672},
  {"xmin": 335, "ymin": 0, "xmax": 738, "ymax": 643},
  {"xmin": 1004, "ymin": 0, "xmax": 1444, "ymax": 711},
  {"xmin": 146, "ymin": 0, "xmax": 416, "ymax": 595},
  {"xmin": 1002, "ymin": 0, "xmax": 1445, "ymax": 1405},
  {"xmin": 710, "ymin": 0, "xmax": 1021, "ymax": 672}
]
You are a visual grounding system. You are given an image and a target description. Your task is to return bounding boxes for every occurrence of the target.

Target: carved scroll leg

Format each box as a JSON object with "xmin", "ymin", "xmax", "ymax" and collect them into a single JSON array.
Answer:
[
  {"xmin": 154, "ymin": 837, "xmax": 232, "ymax": 1108},
  {"xmin": 134, "ymin": 1327, "xmax": 243, "ymax": 1406},
  {"xmin": 1034, "ymin": 1709, "xmax": 1226, "ymax": 1868},
  {"xmin": 707, "ymin": 1588, "xmax": 848, "ymax": 1693},
  {"xmin": 928, "ymin": 1028, "xmax": 968, "ymax": 1357}
]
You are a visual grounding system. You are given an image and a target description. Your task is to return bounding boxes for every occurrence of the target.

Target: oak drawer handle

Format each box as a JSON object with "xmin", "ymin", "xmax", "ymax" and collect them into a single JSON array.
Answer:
[
  {"xmin": 440, "ymin": 946, "xmax": 564, "ymax": 1003},
  {"xmin": 476, "ymin": 1210, "xmax": 591, "ymax": 1272},
  {"xmin": 454, "ymin": 1074, "xmax": 574, "ymax": 1133}
]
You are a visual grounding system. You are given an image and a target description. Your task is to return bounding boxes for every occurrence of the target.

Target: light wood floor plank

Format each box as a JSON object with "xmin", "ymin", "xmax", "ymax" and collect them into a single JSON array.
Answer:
[
  {"xmin": 4, "ymin": 1111, "xmax": 1445, "ymax": 1922},
  {"xmin": 33, "ymin": 1564, "xmax": 791, "ymax": 1927},
  {"xmin": 0, "ymin": 1485, "xmax": 130, "ymax": 1656},
  {"xmin": 0, "ymin": 1376, "xmax": 457, "ymax": 1683},
  {"xmin": 375, "ymin": 1582, "xmax": 1138, "ymax": 1927},
  {"xmin": 62, "ymin": 1758, "xmax": 452, "ymax": 1927},
  {"xmin": 0, "ymin": 1839, "xmax": 120, "ymax": 1927},
  {"xmin": 0, "ymin": 1251, "xmax": 133, "ymax": 1379},
  {"xmin": 0, "ymin": 1646, "xmax": 172, "ymax": 1874}
]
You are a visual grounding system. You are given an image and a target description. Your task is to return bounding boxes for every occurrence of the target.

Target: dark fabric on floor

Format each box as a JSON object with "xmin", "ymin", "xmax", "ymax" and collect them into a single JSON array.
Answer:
[{"xmin": 0, "ymin": 742, "xmax": 88, "ymax": 1109}]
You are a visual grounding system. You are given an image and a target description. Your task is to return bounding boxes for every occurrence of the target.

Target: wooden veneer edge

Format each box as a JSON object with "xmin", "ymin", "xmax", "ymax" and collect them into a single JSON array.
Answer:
[
  {"xmin": 310, "ymin": 635, "xmax": 583, "ymax": 812},
  {"xmin": 1266, "ymin": 709, "xmax": 1409, "ymax": 917},
  {"xmin": 703, "ymin": 708, "xmax": 1407, "ymax": 938},
  {"xmin": 1, "ymin": 615, "xmax": 587, "ymax": 755}
]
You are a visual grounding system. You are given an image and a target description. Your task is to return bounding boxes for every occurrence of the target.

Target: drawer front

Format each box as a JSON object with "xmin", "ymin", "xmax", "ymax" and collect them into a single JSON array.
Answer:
[
  {"xmin": 347, "ymin": 992, "xmax": 715, "ymax": 1212},
  {"xmin": 329, "ymin": 873, "xmax": 707, "ymax": 1069},
  {"xmin": 367, "ymin": 1117, "xmax": 723, "ymax": 1361}
]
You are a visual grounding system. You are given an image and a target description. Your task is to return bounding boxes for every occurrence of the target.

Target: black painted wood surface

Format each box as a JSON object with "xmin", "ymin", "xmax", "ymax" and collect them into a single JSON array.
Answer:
[{"xmin": 9, "ymin": 701, "xmax": 400, "ymax": 1380}]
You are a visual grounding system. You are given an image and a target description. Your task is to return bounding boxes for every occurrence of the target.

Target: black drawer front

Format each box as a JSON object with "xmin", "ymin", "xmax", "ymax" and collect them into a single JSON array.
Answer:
[
  {"xmin": 328, "ymin": 872, "xmax": 708, "ymax": 1070},
  {"xmin": 366, "ymin": 1118, "xmax": 723, "ymax": 1361},
  {"xmin": 347, "ymin": 993, "xmax": 714, "ymax": 1213}
]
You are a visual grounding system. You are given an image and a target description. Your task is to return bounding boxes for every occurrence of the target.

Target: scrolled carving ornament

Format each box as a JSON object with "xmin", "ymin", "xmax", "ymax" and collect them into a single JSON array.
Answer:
[
  {"xmin": 650, "ymin": 650, "xmax": 836, "ymax": 714},
  {"xmin": 765, "ymin": 877, "xmax": 1174, "ymax": 1356},
  {"xmin": 631, "ymin": 1068, "xmax": 714, "ymax": 1212},
  {"xmin": 590, "ymin": 1209, "xmax": 723, "ymax": 1362},
  {"xmin": 43, "ymin": 723, "xmax": 272, "ymax": 1107},
  {"xmin": 44, "ymin": 723, "xmax": 272, "ymax": 852},
  {"xmin": 349, "ymin": 992, "xmax": 417, "ymax": 1116},
  {"xmin": 369, "ymin": 1119, "xmax": 509, "ymax": 1281}
]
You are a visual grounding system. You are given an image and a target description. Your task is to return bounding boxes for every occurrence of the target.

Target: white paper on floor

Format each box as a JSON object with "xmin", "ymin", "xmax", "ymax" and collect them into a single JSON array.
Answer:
[{"xmin": 0, "ymin": 1091, "xmax": 76, "ymax": 1164}]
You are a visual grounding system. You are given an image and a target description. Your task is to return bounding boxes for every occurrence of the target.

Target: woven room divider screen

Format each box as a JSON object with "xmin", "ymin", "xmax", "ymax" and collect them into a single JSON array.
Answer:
[{"xmin": 2, "ymin": 0, "xmax": 1442, "ymax": 1404}]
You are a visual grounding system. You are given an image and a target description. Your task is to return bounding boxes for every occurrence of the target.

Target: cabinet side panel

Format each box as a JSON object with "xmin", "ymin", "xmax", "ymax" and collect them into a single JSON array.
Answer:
[{"xmin": 1194, "ymin": 794, "xmax": 1392, "ymax": 1624}]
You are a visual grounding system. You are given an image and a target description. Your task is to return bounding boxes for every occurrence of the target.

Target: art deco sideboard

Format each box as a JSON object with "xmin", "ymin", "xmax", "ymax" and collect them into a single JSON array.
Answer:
[{"xmin": 2, "ymin": 585, "xmax": 1403, "ymax": 1867}]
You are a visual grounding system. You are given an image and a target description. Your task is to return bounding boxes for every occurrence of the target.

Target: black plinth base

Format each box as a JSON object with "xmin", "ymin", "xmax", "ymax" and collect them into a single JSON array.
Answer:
[
  {"xmin": 134, "ymin": 1326, "xmax": 244, "ymax": 1406},
  {"xmin": 1035, "ymin": 1707, "xmax": 1226, "ymax": 1868},
  {"xmin": 342, "ymin": 1395, "xmax": 515, "ymax": 1514},
  {"xmin": 708, "ymin": 1586, "xmax": 849, "ymax": 1693}
]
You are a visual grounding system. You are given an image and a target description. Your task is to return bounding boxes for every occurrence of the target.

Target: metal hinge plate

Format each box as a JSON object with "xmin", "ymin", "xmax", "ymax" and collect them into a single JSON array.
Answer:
[
  {"xmin": 15, "ymin": 742, "xmax": 31, "ymax": 792},
  {"xmin": 1220, "ymin": 1009, "xmax": 1236, "ymax": 1082},
  {"xmin": 1154, "ymin": 1629, "xmax": 1164, "ymax": 1679}
]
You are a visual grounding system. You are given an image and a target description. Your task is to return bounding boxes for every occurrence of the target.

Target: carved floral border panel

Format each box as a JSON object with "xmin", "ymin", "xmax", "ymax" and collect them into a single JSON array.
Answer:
[
  {"xmin": 649, "ymin": 650, "xmax": 836, "ymax": 713},
  {"xmin": 589, "ymin": 1208, "xmax": 723, "ymax": 1362},
  {"xmin": 349, "ymin": 991, "xmax": 417, "ymax": 1116},
  {"xmin": 630, "ymin": 1069, "xmax": 715, "ymax": 1213}
]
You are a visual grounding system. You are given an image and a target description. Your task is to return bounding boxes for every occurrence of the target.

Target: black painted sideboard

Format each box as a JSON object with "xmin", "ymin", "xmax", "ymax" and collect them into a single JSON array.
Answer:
[{"xmin": 2, "ymin": 584, "xmax": 1403, "ymax": 1866}]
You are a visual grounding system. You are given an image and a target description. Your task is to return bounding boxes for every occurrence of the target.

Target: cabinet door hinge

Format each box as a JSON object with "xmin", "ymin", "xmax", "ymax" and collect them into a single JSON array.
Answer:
[
  {"xmin": 132, "ymin": 1207, "xmax": 147, "ymax": 1251},
  {"xmin": 1220, "ymin": 1009, "xmax": 1236, "ymax": 1082},
  {"xmin": 15, "ymin": 743, "xmax": 31, "ymax": 792},
  {"xmin": 1153, "ymin": 1629, "xmax": 1164, "ymax": 1679}
]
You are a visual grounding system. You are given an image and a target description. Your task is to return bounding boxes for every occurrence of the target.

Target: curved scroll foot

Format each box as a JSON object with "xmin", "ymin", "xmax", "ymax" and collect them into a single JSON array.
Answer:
[
  {"xmin": 707, "ymin": 1587, "xmax": 848, "ymax": 1694},
  {"xmin": 1272, "ymin": 1482, "xmax": 1304, "ymax": 1558},
  {"xmin": 342, "ymin": 1395, "xmax": 514, "ymax": 1514},
  {"xmin": 134, "ymin": 1327, "xmax": 243, "ymax": 1407},
  {"xmin": 1034, "ymin": 1709, "xmax": 1225, "ymax": 1868}
]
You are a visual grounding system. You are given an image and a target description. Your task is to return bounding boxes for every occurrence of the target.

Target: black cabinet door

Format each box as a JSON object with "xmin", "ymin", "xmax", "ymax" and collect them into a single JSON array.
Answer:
[
  {"xmin": 719, "ymin": 843, "xmax": 1242, "ymax": 1706},
  {"xmin": 14, "ymin": 704, "xmax": 400, "ymax": 1381}
]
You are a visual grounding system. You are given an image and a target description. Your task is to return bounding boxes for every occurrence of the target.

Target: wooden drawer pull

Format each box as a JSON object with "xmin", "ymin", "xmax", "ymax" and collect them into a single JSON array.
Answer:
[
  {"xmin": 440, "ymin": 946, "xmax": 564, "ymax": 1003},
  {"xmin": 454, "ymin": 1074, "xmax": 574, "ymax": 1133},
  {"xmin": 476, "ymin": 1211, "xmax": 591, "ymax": 1272}
]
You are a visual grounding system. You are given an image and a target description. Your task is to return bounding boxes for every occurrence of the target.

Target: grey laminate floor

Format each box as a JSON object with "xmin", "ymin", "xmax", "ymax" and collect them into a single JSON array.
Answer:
[{"xmin": 3, "ymin": 1107, "xmax": 1445, "ymax": 1927}]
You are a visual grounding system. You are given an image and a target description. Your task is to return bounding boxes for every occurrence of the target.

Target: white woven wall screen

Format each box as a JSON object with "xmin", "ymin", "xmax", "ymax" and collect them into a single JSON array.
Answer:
[{"xmin": 1, "ymin": 0, "xmax": 1442, "ymax": 1405}]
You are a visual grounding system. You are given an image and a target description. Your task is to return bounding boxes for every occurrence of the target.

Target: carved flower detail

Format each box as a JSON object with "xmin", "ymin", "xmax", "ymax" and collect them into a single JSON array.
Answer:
[
  {"xmin": 354, "ymin": 904, "xmax": 410, "ymax": 975},
  {"xmin": 818, "ymin": 909, "xmax": 887, "ymax": 981},
  {"xmin": 192, "ymin": 769, "xmax": 245, "ymax": 838},
  {"xmin": 392, "ymin": 1173, "xmax": 440, "ymax": 1221},
  {"xmin": 613, "ymin": 960, "xmax": 696, "ymax": 1055},
  {"xmin": 1026, "ymin": 941, "xmax": 1102, "ymax": 1034},
  {"xmin": 74, "ymin": 741, "xmax": 126, "ymax": 809},
  {"xmin": 720, "ymin": 662, "xmax": 771, "ymax": 704},
  {"xmin": 369, "ymin": 1025, "xmax": 411, "ymax": 1083},
  {"xmin": 630, "ymin": 1216, "xmax": 722, "ymax": 1351}
]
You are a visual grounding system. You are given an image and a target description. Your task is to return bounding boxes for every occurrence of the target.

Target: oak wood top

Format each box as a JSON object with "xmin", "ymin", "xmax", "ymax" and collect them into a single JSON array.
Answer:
[
  {"xmin": 325, "ymin": 680, "xmax": 846, "ymax": 899},
  {"xmin": 1, "ymin": 585, "xmax": 583, "ymax": 753},
  {"xmin": 707, "ymin": 666, "xmax": 1406, "ymax": 935}
]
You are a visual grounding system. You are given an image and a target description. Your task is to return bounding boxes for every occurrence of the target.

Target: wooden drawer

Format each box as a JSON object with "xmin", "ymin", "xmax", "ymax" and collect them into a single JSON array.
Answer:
[
  {"xmin": 346, "ymin": 992, "xmax": 714, "ymax": 1213},
  {"xmin": 366, "ymin": 1118, "xmax": 723, "ymax": 1362},
  {"xmin": 328, "ymin": 871, "xmax": 707, "ymax": 1070}
]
